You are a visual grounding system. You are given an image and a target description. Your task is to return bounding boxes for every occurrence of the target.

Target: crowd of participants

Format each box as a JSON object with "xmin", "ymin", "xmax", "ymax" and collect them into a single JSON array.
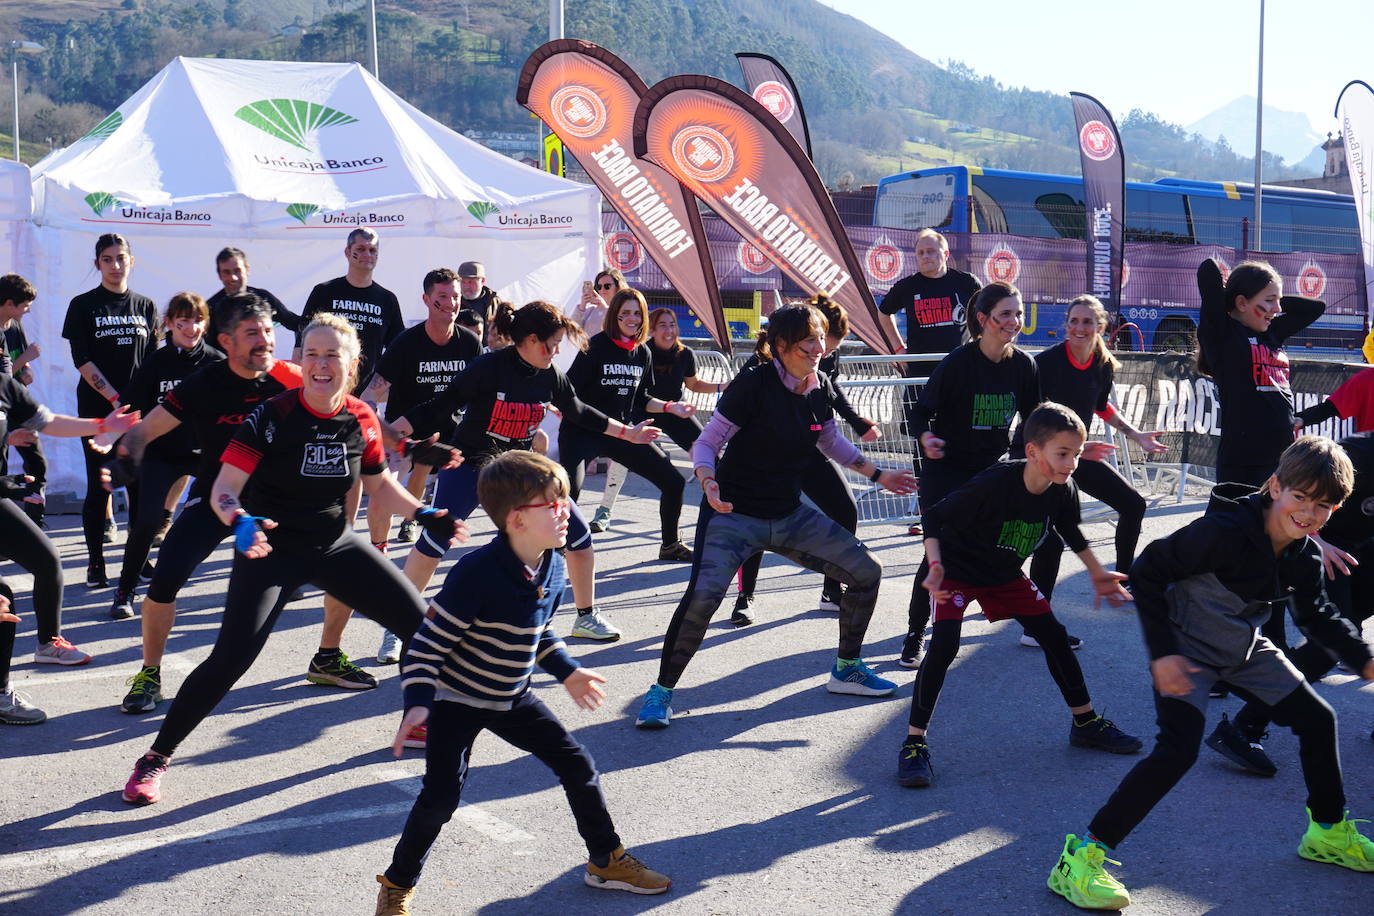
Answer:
[{"xmin": 0, "ymin": 225, "xmax": 1372, "ymax": 913}]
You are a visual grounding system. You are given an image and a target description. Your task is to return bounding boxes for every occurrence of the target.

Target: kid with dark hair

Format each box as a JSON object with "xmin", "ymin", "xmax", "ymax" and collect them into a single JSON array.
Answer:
[
  {"xmin": 1049, "ymin": 435, "xmax": 1374, "ymax": 911},
  {"xmin": 374, "ymin": 451, "xmax": 670, "ymax": 914},
  {"xmin": 895, "ymin": 402, "xmax": 1142, "ymax": 788},
  {"xmin": 1196, "ymin": 258, "xmax": 1323, "ymax": 487}
]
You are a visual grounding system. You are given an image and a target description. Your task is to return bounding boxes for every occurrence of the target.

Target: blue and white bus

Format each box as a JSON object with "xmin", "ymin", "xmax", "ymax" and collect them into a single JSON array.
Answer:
[{"xmin": 872, "ymin": 166, "xmax": 1363, "ymax": 350}]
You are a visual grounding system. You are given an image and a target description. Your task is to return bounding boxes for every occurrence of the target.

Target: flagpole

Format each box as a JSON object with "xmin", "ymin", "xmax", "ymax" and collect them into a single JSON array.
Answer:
[{"xmin": 1252, "ymin": 0, "xmax": 1265, "ymax": 251}]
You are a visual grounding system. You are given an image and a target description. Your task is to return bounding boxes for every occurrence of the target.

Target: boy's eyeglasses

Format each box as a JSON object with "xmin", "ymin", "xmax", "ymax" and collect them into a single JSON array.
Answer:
[{"xmin": 515, "ymin": 498, "xmax": 570, "ymax": 514}]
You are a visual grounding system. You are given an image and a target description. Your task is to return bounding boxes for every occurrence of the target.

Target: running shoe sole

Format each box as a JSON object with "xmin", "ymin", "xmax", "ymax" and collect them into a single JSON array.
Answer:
[
  {"xmin": 583, "ymin": 873, "xmax": 671, "ymax": 895},
  {"xmin": 826, "ymin": 674, "xmax": 896, "ymax": 697}
]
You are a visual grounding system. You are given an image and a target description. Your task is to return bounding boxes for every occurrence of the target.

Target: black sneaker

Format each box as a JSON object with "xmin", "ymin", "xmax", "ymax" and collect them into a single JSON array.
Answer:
[
  {"xmin": 103, "ymin": 518, "xmax": 117, "ymax": 544},
  {"xmin": 897, "ymin": 737, "xmax": 934, "ymax": 787},
  {"xmin": 121, "ymin": 666, "xmax": 163, "ymax": 714},
  {"xmin": 658, "ymin": 542, "xmax": 693, "ymax": 562},
  {"xmin": 1070, "ymin": 714, "xmax": 1143, "ymax": 754},
  {"xmin": 1204, "ymin": 713, "xmax": 1277, "ymax": 777},
  {"xmin": 140, "ymin": 560, "xmax": 155, "ymax": 582},
  {"xmin": 731, "ymin": 594, "xmax": 754, "ymax": 627},
  {"xmin": 898, "ymin": 632, "xmax": 923, "ymax": 669},
  {"xmin": 817, "ymin": 590, "xmax": 842, "ymax": 613},
  {"xmin": 1209, "ymin": 682, "xmax": 1231, "ymax": 699},
  {"xmin": 85, "ymin": 564, "xmax": 108, "ymax": 589},
  {"xmin": 305, "ymin": 652, "xmax": 378, "ymax": 690},
  {"xmin": 151, "ymin": 513, "xmax": 173, "ymax": 547},
  {"xmin": 109, "ymin": 589, "xmax": 135, "ymax": 620}
]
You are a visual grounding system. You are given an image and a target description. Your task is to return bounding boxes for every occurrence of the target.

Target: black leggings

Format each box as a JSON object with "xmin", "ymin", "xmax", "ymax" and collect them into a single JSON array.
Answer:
[
  {"xmin": 559, "ymin": 422, "xmax": 685, "ymax": 546},
  {"xmin": 0, "ymin": 499, "xmax": 64, "ymax": 689},
  {"xmin": 145, "ymin": 498, "xmax": 230, "ymax": 604},
  {"xmin": 1087, "ymin": 682, "xmax": 1344, "ymax": 848},
  {"xmin": 908, "ymin": 613, "xmax": 1089, "ymax": 730},
  {"xmin": 150, "ymin": 531, "xmax": 426, "ymax": 757},
  {"xmin": 738, "ymin": 453, "xmax": 858, "ymax": 599},
  {"xmin": 81, "ymin": 435, "xmax": 140, "ymax": 572},
  {"xmin": 1028, "ymin": 458, "xmax": 1146, "ymax": 600},
  {"xmin": 117, "ymin": 455, "xmax": 194, "ymax": 594},
  {"xmin": 907, "ymin": 459, "xmax": 986, "ymax": 636}
]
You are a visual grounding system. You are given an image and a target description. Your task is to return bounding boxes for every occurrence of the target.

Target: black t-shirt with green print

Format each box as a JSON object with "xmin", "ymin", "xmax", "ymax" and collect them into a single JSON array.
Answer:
[{"xmin": 912, "ymin": 341, "xmax": 1040, "ymax": 469}]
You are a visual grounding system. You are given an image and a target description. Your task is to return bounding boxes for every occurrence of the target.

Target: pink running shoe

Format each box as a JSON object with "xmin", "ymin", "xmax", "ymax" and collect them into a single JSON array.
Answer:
[
  {"xmin": 402, "ymin": 724, "xmax": 427, "ymax": 749},
  {"xmin": 123, "ymin": 752, "xmax": 169, "ymax": 805},
  {"xmin": 34, "ymin": 637, "xmax": 92, "ymax": 666}
]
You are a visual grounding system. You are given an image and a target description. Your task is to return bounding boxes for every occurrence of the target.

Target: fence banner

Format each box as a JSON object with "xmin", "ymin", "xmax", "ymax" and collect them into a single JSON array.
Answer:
[
  {"xmin": 735, "ymin": 52, "xmax": 812, "ymax": 159},
  {"xmin": 1107, "ymin": 353, "xmax": 1360, "ymax": 476},
  {"xmin": 602, "ymin": 211, "xmax": 782, "ymax": 296},
  {"xmin": 1335, "ymin": 80, "xmax": 1374, "ymax": 324},
  {"xmin": 634, "ymin": 74, "xmax": 901, "ymax": 353},
  {"xmin": 1070, "ymin": 92, "xmax": 1126, "ymax": 317},
  {"xmin": 517, "ymin": 40, "xmax": 729, "ymax": 347}
]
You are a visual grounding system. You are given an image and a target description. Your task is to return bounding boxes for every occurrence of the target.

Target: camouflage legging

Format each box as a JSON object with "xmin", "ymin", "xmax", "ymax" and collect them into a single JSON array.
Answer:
[{"xmin": 657, "ymin": 501, "xmax": 883, "ymax": 688}]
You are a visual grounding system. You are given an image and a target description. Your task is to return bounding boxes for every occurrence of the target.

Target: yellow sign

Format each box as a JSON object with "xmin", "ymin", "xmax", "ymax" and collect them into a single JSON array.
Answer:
[{"xmin": 543, "ymin": 133, "xmax": 565, "ymax": 177}]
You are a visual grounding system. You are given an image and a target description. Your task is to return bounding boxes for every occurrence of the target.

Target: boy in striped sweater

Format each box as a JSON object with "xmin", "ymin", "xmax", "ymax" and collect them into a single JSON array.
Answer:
[{"xmin": 374, "ymin": 451, "xmax": 670, "ymax": 915}]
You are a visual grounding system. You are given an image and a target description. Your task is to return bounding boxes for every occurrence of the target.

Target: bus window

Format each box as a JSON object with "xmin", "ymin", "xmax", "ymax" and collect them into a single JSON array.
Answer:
[
  {"xmin": 1282, "ymin": 199, "xmax": 1359, "ymax": 254},
  {"xmin": 1185, "ymin": 194, "xmax": 1249, "ymax": 248},
  {"xmin": 1124, "ymin": 187, "xmax": 1190, "ymax": 243},
  {"xmin": 874, "ymin": 173, "xmax": 958, "ymax": 230},
  {"xmin": 972, "ymin": 174, "xmax": 1085, "ymax": 238}
]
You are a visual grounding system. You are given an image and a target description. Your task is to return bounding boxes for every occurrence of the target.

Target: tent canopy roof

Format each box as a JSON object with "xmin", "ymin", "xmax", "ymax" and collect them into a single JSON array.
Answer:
[{"xmin": 31, "ymin": 57, "xmax": 595, "ymax": 238}]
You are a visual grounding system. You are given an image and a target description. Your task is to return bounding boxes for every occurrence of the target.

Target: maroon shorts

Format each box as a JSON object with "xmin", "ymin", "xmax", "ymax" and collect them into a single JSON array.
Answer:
[{"xmin": 930, "ymin": 575, "xmax": 1052, "ymax": 623}]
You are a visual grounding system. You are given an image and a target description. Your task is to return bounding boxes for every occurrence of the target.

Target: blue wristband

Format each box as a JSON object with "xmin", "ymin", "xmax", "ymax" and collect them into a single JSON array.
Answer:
[{"xmin": 234, "ymin": 514, "xmax": 267, "ymax": 553}]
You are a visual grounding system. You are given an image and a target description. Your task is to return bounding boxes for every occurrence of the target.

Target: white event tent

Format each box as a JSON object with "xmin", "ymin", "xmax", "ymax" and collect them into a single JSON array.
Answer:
[{"xmin": 17, "ymin": 57, "xmax": 601, "ymax": 496}]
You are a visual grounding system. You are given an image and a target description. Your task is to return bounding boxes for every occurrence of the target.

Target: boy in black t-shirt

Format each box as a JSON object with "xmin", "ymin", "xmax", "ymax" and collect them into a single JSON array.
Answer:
[{"xmin": 897, "ymin": 402, "xmax": 1142, "ymax": 789}]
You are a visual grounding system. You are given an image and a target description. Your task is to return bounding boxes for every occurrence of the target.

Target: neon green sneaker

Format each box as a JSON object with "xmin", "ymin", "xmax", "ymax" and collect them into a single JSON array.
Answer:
[
  {"xmin": 1298, "ymin": 808, "xmax": 1374, "ymax": 872},
  {"xmin": 1048, "ymin": 834, "xmax": 1131, "ymax": 910}
]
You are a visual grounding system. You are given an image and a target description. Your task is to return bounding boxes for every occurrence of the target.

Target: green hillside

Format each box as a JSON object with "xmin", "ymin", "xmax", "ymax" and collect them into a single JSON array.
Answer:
[{"xmin": 0, "ymin": 0, "xmax": 1309, "ymax": 187}]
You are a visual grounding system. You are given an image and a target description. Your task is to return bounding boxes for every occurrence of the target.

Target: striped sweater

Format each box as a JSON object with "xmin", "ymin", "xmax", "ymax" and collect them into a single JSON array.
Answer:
[{"xmin": 401, "ymin": 534, "xmax": 579, "ymax": 711}]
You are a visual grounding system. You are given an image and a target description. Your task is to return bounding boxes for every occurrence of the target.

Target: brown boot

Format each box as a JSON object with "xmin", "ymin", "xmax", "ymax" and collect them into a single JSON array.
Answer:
[
  {"xmin": 375, "ymin": 874, "xmax": 416, "ymax": 915},
  {"xmin": 584, "ymin": 846, "xmax": 672, "ymax": 895}
]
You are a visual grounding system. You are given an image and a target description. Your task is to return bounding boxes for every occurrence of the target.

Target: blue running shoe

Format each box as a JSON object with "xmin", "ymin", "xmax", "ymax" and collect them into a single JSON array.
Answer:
[
  {"xmin": 826, "ymin": 659, "xmax": 896, "ymax": 697},
  {"xmin": 635, "ymin": 684, "xmax": 673, "ymax": 728}
]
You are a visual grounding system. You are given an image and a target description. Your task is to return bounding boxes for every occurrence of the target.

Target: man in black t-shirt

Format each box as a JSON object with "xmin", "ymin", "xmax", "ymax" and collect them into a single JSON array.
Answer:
[
  {"xmin": 879, "ymin": 228, "xmax": 981, "ymax": 371},
  {"xmin": 369, "ymin": 267, "xmax": 480, "ymax": 546},
  {"xmin": 456, "ymin": 260, "xmax": 500, "ymax": 329},
  {"xmin": 293, "ymin": 228, "xmax": 404, "ymax": 396},
  {"xmin": 206, "ymin": 246, "xmax": 300, "ymax": 340}
]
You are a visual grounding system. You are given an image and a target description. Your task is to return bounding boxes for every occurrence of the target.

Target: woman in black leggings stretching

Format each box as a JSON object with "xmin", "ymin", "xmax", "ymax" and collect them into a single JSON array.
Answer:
[
  {"xmin": 901, "ymin": 282, "xmax": 1041, "ymax": 668},
  {"xmin": 0, "ymin": 370, "xmax": 138, "ymax": 724},
  {"xmin": 109, "ymin": 292, "xmax": 224, "ymax": 620},
  {"xmin": 634, "ymin": 305, "xmax": 917, "ymax": 730},
  {"xmin": 1022, "ymin": 296, "xmax": 1165, "ymax": 615},
  {"xmin": 61, "ymin": 233, "xmax": 158, "ymax": 587},
  {"xmin": 732, "ymin": 296, "xmax": 880, "ymax": 625},
  {"xmin": 560, "ymin": 288, "xmax": 694, "ymax": 562},
  {"xmin": 121, "ymin": 314, "xmax": 464, "ymax": 804}
]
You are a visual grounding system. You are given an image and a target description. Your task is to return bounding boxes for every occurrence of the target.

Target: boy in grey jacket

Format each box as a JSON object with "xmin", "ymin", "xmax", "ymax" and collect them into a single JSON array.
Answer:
[{"xmin": 1048, "ymin": 435, "xmax": 1374, "ymax": 910}]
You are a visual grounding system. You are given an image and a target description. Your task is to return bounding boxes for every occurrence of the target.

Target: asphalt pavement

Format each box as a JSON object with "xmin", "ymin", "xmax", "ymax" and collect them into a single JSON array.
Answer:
[{"xmin": 1, "ymin": 466, "xmax": 1372, "ymax": 916}]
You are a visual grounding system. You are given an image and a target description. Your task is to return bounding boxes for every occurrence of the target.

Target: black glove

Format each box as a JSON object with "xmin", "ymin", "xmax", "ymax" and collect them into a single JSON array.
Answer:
[
  {"xmin": 1197, "ymin": 258, "xmax": 1225, "ymax": 312},
  {"xmin": 403, "ymin": 438, "xmax": 459, "ymax": 467},
  {"xmin": 414, "ymin": 507, "xmax": 458, "ymax": 543},
  {"xmin": 0, "ymin": 474, "xmax": 38, "ymax": 500},
  {"xmin": 103, "ymin": 452, "xmax": 140, "ymax": 490}
]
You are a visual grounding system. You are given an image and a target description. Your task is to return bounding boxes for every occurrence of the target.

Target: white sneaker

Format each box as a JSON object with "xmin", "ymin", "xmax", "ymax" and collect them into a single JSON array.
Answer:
[
  {"xmin": 377, "ymin": 630, "xmax": 402, "ymax": 665},
  {"xmin": 0, "ymin": 687, "xmax": 46, "ymax": 724},
  {"xmin": 570, "ymin": 608, "xmax": 622, "ymax": 641},
  {"xmin": 1019, "ymin": 633, "xmax": 1084, "ymax": 650}
]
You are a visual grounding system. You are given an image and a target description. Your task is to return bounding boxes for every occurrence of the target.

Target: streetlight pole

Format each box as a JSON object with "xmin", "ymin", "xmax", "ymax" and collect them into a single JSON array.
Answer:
[
  {"xmin": 1252, "ymin": 0, "xmax": 1265, "ymax": 251},
  {"xmin": 8, "ymin": 40, "xmax": 43, "ymax": 162},
  {"xmin": 367, "ymin": 0, "xmax": 379, "ymax": 77}
]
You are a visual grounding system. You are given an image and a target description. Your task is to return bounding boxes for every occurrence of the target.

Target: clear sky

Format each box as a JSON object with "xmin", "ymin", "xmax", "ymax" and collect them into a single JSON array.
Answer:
[{"xmin": 822, "ymin": 0, "xmax": 1363, "ymax": 138}]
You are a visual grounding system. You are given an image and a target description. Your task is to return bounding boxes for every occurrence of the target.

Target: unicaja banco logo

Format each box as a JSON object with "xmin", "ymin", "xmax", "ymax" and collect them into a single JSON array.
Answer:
[
  {"xmin": 80, "ymin": 111, "xmax": 123, "ymax": 144},
  {"xmin": 467, "ymin": 201, "xmax": 500, "ymax": 223},
  {"xmin": 85, "ymin": 191, "xmax": 122, "ymax": 216},
  {"xmin": 286, "ymin": 203, "xmax": 320, "ymax": 225},
  {"xmin": 235, "ymin": 100, "xmax": 358, "ymax": 151}
]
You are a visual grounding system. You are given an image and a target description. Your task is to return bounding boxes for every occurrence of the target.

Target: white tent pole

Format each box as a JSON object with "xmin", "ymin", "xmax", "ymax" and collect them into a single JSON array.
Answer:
[{"xmin": 1252, "ymin": 0, "xmax": 1264, "ymax": 251}]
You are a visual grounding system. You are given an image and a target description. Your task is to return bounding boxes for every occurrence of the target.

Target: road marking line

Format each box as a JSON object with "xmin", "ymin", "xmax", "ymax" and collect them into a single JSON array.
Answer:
[{"xmin": 373, "ymin": 767, "xmax": 536, "ymax": 847}]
